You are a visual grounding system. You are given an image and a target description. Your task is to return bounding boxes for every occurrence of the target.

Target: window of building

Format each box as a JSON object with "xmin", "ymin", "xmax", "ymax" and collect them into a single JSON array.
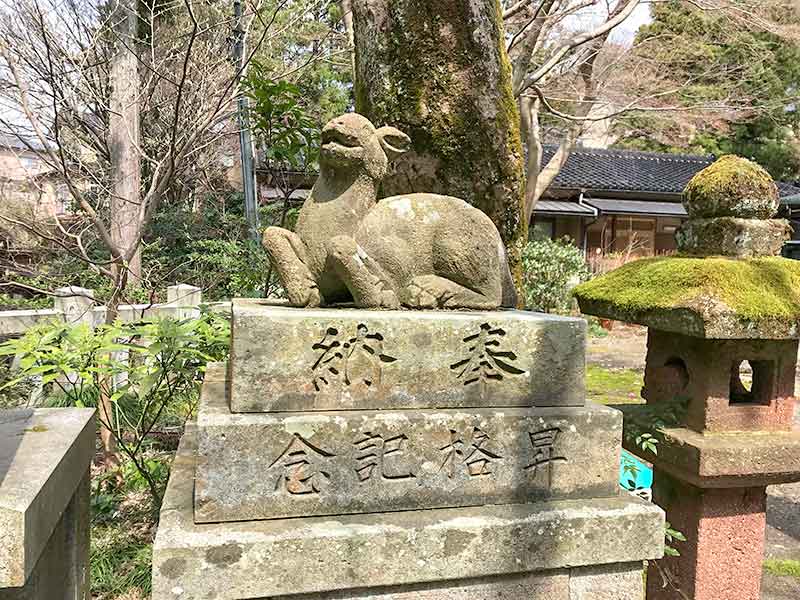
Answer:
[
  {"xmin": 614, "ymin": 217, "xmax": 655, "ymax": 256},
  {"xmin": 18, "ymin": 155, "xmax": 39, "ymax": 170},
  {"xmin": 531, "ymin": 219, "xmax": 555, "ymax": 241}
]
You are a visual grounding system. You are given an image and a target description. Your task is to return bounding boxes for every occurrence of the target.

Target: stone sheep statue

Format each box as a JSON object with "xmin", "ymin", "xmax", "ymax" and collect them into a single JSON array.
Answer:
[{"xmin": 263, "ymin": 113, "xmax": 517, "ymax": 310}]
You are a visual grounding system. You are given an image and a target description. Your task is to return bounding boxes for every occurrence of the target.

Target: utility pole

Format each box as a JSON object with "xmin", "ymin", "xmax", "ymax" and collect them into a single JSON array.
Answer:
[{"xmin": 233, "ymin": 0, "xmax": 260, "ymax": 244}]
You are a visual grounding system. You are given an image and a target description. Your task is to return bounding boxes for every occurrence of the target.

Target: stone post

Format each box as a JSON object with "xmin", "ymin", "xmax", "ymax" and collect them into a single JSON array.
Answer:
[
  {"xmin": 165, "ymin": 284, "xmax": 202, "ymax": 320},
  {"xmin": 0, "ymin": 408, "xmax": 95, "ymax": 600},
  {"xmin": 575, "ymin": 155, "xmax": 800, "ymax": 600},
  {"xmin": 54, "ymin": 286, "xmax": 96, "ymax": 327},
  {"xmin": 53, "ymin": 287, "xmax": 96, "ymax": 389}
]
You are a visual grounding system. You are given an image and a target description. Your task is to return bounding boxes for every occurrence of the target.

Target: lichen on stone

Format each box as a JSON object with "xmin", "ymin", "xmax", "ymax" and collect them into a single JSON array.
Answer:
[
  {"xmin": 683, "ymin": 155, "xmax": 779, "ymax": 220},
  {"xmin": 573, "ymin": 256, "xmax": 800, "ymax": 322}
]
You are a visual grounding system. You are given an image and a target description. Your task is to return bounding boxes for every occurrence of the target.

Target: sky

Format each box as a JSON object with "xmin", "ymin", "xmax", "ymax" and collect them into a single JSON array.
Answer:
[
  {"xmin": 562, "ymin": 1, "xmax": 654, "ymax": 45},
  {"xmin": 611, "ymin": 3, "xmax": 653, "ymax": 45}
]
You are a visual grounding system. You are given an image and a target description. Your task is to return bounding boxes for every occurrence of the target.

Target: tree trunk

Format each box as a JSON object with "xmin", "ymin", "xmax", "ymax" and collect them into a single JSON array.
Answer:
[
  {"xmin": 101, "ymin": 0, "xmax": 140, "ymax": 461},
  {"xmin": 352, "ymin": 0, "xmax": 527, "ymax": 294},
  {"xmin": 109, "ymin": 0, "xmax": 142, "ymax": 285},
  {"xmin": 341, "ymin": 0, "xmax": 355, "ymax": 48}
]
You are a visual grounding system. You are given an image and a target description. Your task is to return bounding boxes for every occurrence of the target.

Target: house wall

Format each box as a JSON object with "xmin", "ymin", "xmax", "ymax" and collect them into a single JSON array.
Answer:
[
  {"xmin": 534, "ymin": 214, "xmax": 684, "ymax": 259},
  {"xmin": 0, "ymin": 148, "xmax": 63, "ymax": 221}
]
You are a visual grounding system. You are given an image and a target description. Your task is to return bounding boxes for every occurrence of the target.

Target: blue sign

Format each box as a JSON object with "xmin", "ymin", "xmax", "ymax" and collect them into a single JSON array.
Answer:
[{"xmin": 620, "ymin": 449, "xmax": 653, "ymax": 492}]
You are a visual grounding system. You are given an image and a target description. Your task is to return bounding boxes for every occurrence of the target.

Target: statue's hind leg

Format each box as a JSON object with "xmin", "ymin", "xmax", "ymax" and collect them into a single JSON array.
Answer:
[
  {"xmin": 400, "ymin": 275, "xmax": 499, "ymax": 310},
  {"xmin": 327, "ymin": 236, "xmax": 399, "ymax": 309},
  {"xmin": 262, "ymin": 227, "xmax": 321, "ymax": 307}
]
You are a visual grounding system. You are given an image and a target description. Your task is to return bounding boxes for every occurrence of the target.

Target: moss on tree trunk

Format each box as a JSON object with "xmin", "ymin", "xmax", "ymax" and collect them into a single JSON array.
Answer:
[{"xmin": 352, "ymin": 0, "xmax": 527, "ymax": 292}]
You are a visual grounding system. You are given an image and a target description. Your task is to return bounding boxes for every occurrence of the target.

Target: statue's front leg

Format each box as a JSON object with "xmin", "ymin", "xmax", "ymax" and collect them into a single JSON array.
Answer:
[
  {"xmin": 327, "ymin": 236, "xmax": 399, "ymax": 309},
  {"xmin": 262, "ymin": 227, "xmax": 321, "ymax": 307}
]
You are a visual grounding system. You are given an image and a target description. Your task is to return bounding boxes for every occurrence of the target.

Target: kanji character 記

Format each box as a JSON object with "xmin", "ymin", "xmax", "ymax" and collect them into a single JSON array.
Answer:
[{"xmin": 353, "ymin": 432, "xmax": 415, "ymax": 482}]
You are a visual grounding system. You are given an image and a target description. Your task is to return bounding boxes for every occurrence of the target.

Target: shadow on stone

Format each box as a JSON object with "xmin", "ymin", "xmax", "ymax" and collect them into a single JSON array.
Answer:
[{"xmin": 767, "ymin": 493, "xmax": 800, "ymax": 544}]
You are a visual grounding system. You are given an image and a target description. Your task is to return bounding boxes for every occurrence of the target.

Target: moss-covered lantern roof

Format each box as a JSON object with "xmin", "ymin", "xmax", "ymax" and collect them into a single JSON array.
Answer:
[{"xmin": 573, "ymin": 256, "xmax": 800, "ymax": 339}]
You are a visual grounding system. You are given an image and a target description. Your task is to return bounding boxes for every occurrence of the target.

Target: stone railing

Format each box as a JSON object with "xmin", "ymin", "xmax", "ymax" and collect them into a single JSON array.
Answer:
[{"xmin": 0, "ymin": 284, "xmax": 232, "ymax": 336}]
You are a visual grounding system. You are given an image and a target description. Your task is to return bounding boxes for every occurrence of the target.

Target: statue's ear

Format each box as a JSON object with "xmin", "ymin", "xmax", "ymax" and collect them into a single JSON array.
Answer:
[{"xmin": 376, "ymin": 126, "xmax": 411, "ymax": 162}]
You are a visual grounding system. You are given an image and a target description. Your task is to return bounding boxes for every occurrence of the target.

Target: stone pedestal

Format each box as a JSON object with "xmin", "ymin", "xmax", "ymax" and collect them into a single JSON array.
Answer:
[
  {"xmin": 616, "ymin": 425, "xmax": 800, "ymax": 600},
  {"xmin": 647, "ymin": 470, "xmax": 766, "ymax": 600},
  {"xmin": 153, "ymin": 302, "xmax": 664, "ymax": 599},
  {"xmin": 0, "ymin": 408, "xmax": 95, "ymax": 600}
]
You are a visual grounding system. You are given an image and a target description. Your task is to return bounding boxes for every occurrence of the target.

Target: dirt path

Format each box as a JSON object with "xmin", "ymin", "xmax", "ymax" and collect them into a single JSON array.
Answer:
[{"xmin": 588, "ymin": 328, "xmax": 800, "ymax": 598}]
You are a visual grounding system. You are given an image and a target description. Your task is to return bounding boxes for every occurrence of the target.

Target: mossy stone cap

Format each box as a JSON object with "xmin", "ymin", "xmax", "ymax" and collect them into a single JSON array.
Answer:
[
  {"xmin": 573, "ymin": 256, "xmax": 800, "ymax": 339},
  {"xmin": 683, "ymin": 155, "xmax": 779, "ymax": 220}
]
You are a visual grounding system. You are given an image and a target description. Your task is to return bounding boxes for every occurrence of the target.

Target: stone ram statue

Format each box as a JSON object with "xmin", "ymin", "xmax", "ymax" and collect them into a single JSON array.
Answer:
[{"xmin": 263, "ymin": 113, "xmax": 517, "ymax": 310}]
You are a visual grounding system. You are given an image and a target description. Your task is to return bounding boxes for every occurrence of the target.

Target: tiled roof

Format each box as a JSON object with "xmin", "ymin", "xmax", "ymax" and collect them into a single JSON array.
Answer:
[
  {"xmin": 0, "ymin": 133, "xmax": 46, "ymax": 153},
  {"xmin": 543, "ymin": 145, "xmax": 800, "ymax": 199},
  {"xmin": 543, "ymin": 145, "xmax": 715, "ymax": 195},
  {"xmin": 777, "ymin": 181, "xmax": 800, "ymax": 198}
]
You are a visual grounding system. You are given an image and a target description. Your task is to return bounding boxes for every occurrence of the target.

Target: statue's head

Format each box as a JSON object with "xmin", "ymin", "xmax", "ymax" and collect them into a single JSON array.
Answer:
[{"xmin": 319, "ymin": 113, "xmax": 411, "ymax": 180}]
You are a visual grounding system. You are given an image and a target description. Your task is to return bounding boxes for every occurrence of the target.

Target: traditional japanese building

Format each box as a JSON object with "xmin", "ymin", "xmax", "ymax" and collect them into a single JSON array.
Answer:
[{"xmin": 533, "ymin": 146, "xmax": 800, "ymax": 258}]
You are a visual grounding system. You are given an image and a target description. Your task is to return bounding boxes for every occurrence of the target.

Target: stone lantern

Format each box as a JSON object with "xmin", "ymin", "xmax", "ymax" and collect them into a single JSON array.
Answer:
[{"xmin": 575, "ymin": 155, "xmax": 800, "ymax": 600}]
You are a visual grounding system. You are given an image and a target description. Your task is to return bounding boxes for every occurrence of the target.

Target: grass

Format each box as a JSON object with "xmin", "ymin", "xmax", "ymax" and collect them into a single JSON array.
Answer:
[
  {"xmin": 764, "ymin": 559, "xmax": 800, "ymax": 578},
  {"xmin": 586, "ymin": 365, "xmax": 644, "ymax": 405},
  {"xmin": 90, "ymin": 449, "xmax": 173, "ymax": 600}
]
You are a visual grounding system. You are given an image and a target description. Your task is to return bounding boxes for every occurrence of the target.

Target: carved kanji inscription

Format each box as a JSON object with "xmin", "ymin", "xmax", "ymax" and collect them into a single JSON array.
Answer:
[
  {"xmin": 450, "ymin": 323, "xmax": 525, "ymax": 397},
  {"xmin": 311, "ymin": 324, "xmax": 398, "ymax": 391}
]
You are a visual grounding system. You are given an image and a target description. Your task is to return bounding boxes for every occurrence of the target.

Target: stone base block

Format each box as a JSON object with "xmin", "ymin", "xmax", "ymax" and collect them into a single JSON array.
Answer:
[
  {"xmin": 676, "ymin": 217, "xmax": 790, "ymax": 258},
  {"xmin": 647, "ymin": 468, "xmax": 766, "ymax": 600},
  {"xmin": 229, "ymin": 300, "xmax": 585, "ymax": 412},
  {"xmin": 275, "ymin": 562, "xmax": 645, "ymax": 599},
  {"xmin": 0, "ymin": 408, "xmax": 95, "ymax": 590},
  {"xmin": 196, "ymin": 366, "xmax": 622, "ymax": 522},
  {"xmin": 0, "ymin": 475, "xmax": 90, "ymax": 600},
  {"xmin": 152, "ymin": 429, "xmax": 664, "ymax": 599}
]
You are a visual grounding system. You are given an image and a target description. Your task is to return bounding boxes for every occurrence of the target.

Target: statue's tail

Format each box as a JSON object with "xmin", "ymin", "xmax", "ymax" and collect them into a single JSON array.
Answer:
[{"xmin": 500, "ymin": 248, "xmax": 518, "ymax": 308}]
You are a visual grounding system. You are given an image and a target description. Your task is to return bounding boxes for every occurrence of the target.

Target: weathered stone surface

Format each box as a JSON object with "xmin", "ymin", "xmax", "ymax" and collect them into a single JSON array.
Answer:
[
  {"xmin": 0, "ymin": 474, "xmax": 90, "ymax": 600},
  {"xmin": 642, "ymin": 329, "xmax": 797, "ymax": 433},
  {"xmin": 683, "ymin": 155, "xmax": 779, "ymax": 220},
  {"xmin": 676, "ymin": 217, "xmax": 790, "ymax": 258},
  {"xmin": 152, "ymin": 429, "xmax": 664, "ymax": 600},
  {"xmin": 270, "ymin": 571, "xmax": 571, "ymax": 599},
  {"xmin": 230, "ymin": 301, "xmax": 585, "ymax": 412},
  {"xmin": 0, "ymin": 408, "xmax": 95, "ymax": 588},
  {"xmin": 196, "ymin": 366, "xmax": 620, "ymax": 522},
  {"xmin": 618, "ymin": 409, "xmax": 800, "ymax": 487},
  {"xmin": 262, "ymin": 113, "xmax": 516, "ymax": 310},
  {"xmin": 277, "ymin": 563, "xmax": 647, "ymax": 600},
  {"xmin": 568, "ymin": 562, "xmax": 644, "ymax": 600}
]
